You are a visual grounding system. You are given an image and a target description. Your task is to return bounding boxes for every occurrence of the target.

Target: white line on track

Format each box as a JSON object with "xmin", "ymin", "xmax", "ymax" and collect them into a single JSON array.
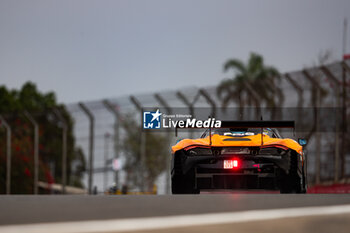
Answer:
[{"xmin": 1, "ymin": 204, "xmax": 350, "ymax": 233}]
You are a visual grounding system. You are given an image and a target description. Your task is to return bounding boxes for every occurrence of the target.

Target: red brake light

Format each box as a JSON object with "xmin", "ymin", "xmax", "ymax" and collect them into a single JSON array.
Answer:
[{"xmin": 233, "ymin": 159, "xmax": 238, "ymax": 168}]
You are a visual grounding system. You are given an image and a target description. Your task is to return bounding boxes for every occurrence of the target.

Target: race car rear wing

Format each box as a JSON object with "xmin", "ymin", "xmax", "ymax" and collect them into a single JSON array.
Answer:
[
  {"xmin": 175, "ymin": 120, "xmax": 295, "ymax": 146},
  {"xmin": 219, "ymin": 121, "xmax": 295, "ymax": 146},
  {"xmin": 220, "ymin": 120, "xmax": 295, "ymax": 128}
]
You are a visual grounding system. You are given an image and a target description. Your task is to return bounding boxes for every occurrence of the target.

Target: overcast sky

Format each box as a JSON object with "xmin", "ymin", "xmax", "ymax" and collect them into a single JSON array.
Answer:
[{"xmin": 0, "ymin": 0, "xmax": 349, "ymax": 103}]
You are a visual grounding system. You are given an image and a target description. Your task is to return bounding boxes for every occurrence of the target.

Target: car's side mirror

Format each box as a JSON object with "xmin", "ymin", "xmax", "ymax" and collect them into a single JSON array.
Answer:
[{"xmin": 298, "ymin": 138, "xmax": 307, "ymax": 146}]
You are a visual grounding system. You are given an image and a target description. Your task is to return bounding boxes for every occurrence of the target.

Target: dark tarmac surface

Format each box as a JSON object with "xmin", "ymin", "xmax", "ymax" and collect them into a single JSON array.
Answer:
[{"xmin": 1, "ymin": 194, "xmax": 350, "ymax": 226}]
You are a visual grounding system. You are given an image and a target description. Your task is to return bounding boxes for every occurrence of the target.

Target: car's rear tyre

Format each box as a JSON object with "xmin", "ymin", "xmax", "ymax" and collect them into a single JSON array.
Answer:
[
  {"xmin": 280, "ymin": 151, "xmax": 305, "ymax": 194},
  {"xmin": 280, "ymin": 173, "xmax": 304, "ymax": 193},
  {"xmin": 172, "ymin": 169, "xmax": 199, "ymax": 194}
]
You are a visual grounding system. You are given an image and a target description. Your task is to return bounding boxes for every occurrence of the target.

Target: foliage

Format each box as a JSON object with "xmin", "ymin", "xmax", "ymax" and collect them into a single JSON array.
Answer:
[
  {"xmin": 121, "ymin": 114, "xmax": 169, "ymax": 191},
  {"xmin": 0, "ymin": 82, "xmax": 85, "ymax": 194},
  {"xmin": 217, "ymin": 53, "xmax": 282, "ymax": 119}
]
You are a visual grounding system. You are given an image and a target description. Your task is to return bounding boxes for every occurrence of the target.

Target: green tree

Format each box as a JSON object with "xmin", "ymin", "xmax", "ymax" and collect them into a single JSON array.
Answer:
[
  {"xmin": 121, "ymin": 114, "xmax": 169, "ymax": 192},
  {"xmin": 0, "ymin": 82, "xmax": 85, "ymax": 194},
  {"xmin": 217, "ymin": 53, "xmax": 282, "ymax": 119}
]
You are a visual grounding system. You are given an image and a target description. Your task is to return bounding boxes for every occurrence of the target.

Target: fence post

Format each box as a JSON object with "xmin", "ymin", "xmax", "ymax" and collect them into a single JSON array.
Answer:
[
  {"xmin": 154, "ymin": 93, "xmax": 172, "ymax": 194},
  {"xmin": 24, "ymin": 111, "xmax": 39, "ymax": 194},
  {"xmin": 285, "ymin": 73, "xmax": 304, "ymax": 133},
  {"xmin": 198, "ymin": 89, "xmax": 217, "ymax": 118},
  {"xmin": 341, "ymin": 61, "xmax": 349, "ymax": 178},
  {"xmin": 129, "ymin": 95, "xmax": 146, "ymax": 192},
  {"xmin": 284, "ymin": 73, "xmax": 304, "ymax": 136},
  {"xmin": 53, "ymin": 108, "xmax": 68, "ymax": 194},
  {"xmin": 302, "ymin": 69, "xmax": 322, "ymax": 184},
  {"xmin": 79, "ymin": 103, "xmax": 94, "ymax": 194},
  {"xmin": 176, "ymin": 91, "xmax": 196, "ymax": 139},
  {"xmin": 320, "ymin": 66, "xmax": 341, "ymax": 182},
  {"xmin": 0, "ymin": 115, "xmax": 11, "ymax": 194},
  {"xmin": 104, "ymin": 133, "xmax": 110, "ymax": 191},
  {"xmin": 103, "ymin": 100, "xmax": 121, "ymax": 188}
]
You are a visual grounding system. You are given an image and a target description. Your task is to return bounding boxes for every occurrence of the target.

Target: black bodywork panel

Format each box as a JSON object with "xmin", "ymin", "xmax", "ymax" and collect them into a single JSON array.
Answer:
[{"xmin": 171, "ymin": 147, "xmax": 303, "ymax": 190}]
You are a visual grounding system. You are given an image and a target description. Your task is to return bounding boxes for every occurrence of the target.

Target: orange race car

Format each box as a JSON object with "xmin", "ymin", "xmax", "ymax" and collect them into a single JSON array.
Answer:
[{"xmin": 171, "ymin": 121, "xmax": 307, "ymax": 194}]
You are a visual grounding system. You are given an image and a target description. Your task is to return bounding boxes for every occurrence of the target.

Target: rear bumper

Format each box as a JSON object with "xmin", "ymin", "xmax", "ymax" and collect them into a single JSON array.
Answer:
[
  {"xmin": 196, "ymin": 172, "xmax": 279, "ymax": 190},
  {"xmin": 195, "ymin": 158, "xmax": 282, "ymax": 190},
  {"xmin": 172, "ymin": 151, "xmax": 292, "ymax": 190}
]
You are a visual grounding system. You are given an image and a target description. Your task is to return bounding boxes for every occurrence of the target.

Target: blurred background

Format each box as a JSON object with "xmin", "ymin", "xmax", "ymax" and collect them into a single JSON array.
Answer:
[{"xmin": 0, "ymin": 0, "xmax": 350, "ymax": 194}]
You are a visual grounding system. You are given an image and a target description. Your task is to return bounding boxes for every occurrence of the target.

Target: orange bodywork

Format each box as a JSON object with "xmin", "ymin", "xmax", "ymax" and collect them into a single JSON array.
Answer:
[{"xmin": 172, "ymin": 133, "xmax": 303, "ymax": 155}]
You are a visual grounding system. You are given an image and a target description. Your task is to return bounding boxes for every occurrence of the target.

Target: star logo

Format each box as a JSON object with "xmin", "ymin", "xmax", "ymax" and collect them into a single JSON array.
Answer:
[
  {"xmin": 150, "ymin": 109, "xmax": 161, "ymax": 122},
  {"xmin": 143, "ymin": 109, "xmax": 162, "ymax": 129}
]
